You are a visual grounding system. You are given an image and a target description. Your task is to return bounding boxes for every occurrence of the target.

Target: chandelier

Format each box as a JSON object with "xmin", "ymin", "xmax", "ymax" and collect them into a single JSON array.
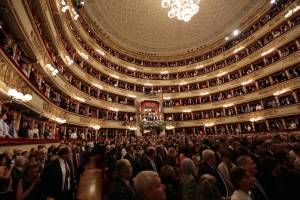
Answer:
[{"xmin": 161, "ymin": 0, "xmax": 201, "ymax": 22}]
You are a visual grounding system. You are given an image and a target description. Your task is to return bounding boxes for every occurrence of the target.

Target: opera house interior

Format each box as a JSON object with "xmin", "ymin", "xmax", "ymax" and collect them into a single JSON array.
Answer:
[{"xmin": 0, "ymin": 0, "xmax": 300, "ymax": 199}]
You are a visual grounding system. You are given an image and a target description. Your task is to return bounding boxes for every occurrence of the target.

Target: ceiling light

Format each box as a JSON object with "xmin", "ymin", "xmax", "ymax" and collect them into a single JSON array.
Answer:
[
  {"xmin": 163, "ymin": 97, "xmax": 171, "ymax": 100},
  {"xmin": 261, "ymin": 48, "xmax": 275, "ymax": 56},
  {"xmin": 161, "ymin": 0, "xmax": 201, "ymax": 22},
  {"xmin": 233, "ymin": 30, "xmax": 240, "ymax": 36},
  {"xmin": 144, "ymin": 83, "xmax": 153, "ymax": 86},
  {"xmin": 128, "ymin": 67, "xmax": 136, "ymax": 71},
  {"xmin": 270, "ymin": 0, "xmax": 276, "ymax": 4},
  {"xmin": 8, "ymin": 89, "xmax": 32, "ymax": 102},
  {"xmin": 183, "ymin": 110, "xmax": 192, "ymax": 113},
  {"xmin": 179, "ymin": 82, "xmax": 187, "ymax": 85},
  {"xmin": 225, "ymin": 37, "xmax": 229, "ymax": 41}
]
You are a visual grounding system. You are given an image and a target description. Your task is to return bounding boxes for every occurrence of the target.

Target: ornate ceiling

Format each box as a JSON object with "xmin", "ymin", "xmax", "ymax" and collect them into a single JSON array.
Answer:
[{"xmin": 84, "ymin": 0, "xmax": 268, "ymax": 56}]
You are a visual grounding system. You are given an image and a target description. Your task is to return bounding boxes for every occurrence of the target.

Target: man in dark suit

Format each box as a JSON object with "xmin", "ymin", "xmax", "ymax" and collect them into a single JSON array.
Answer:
[
  {"xmin": 43, "ymin": 146, "xmax": 76, "ymax": 200},
  {"xmin": 108, "ymin": 159, "xmax": 136, "ymax": 200},
  {"xmin": 237, "ymin": 155, "xmax": 269, "ymax": 200},
  {"xmin": 198, "ymin": 149, "xmax": 228, "ymax": 198},
  {"xmin": 141, "ymin": 146, "xmax": 158, "ymax": 172}
]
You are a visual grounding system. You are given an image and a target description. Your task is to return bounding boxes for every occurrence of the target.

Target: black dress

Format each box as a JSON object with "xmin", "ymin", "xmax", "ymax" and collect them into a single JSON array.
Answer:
[{"xmin": 21, "ymin": 178, "xmax": 43, "ymax": 200}]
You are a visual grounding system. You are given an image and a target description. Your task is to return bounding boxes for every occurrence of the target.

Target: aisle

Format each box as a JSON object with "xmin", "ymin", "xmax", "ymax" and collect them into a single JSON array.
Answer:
[{"xmin": 78, "ymin": 157, "xmax": 103, "ymax": 200}]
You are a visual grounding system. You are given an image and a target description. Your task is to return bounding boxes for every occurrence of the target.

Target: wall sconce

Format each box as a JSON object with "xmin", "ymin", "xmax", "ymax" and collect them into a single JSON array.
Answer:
[
  {"xmin": 8, "ymin": 88, "xmax": 32, "ymax": 102},
  {"xmin": 46, "ymin": 64, "xmax": 59, "ymax": 76}
]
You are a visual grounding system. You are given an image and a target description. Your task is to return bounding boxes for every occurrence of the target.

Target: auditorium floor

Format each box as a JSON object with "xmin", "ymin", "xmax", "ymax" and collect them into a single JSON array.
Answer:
[{"xmin": 78, "ymin": 157, "xmax": 102, "ymax": 200}]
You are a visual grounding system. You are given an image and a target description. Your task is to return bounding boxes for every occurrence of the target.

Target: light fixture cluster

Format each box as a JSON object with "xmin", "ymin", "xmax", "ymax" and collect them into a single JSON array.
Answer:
[
  {"xmin": 90, "ymin": 124, "xmax": 100, "ymax": 130},
  {"xmin": 161, "ymin": 0, "xmax": 201, "ymax": 22},
  {"xmin": 204, "ymin": 122, "xmax": 215, "ymax": 127},
  {"xmin": 60, "ymin": 0, "xmax": 69, "ymax": 13},
  {"xmin": 96, "ymin": 49, "xmax": 105, "ymax": 56},
  {"xmin": 71, "ymin": 8, "xmax": 79, "ymax": 20},
  {"xmin": 261, "ymin": 48, "xmax": 275, "ymax": 56},
  {"xmin": 74, "ymin": 96, "xmax": 85, "ymax": 102},
  {"xmin": 233, "ymin": 46, "xmax": 244, "ymax": 54},
  {"xmin": 65, "ymin": 56, "xmax": 74, "ymax": 65},
  {"xmin": 8, "ymin": 89, "xmax": 32, "ymax": 102},
  {"xmin": 56, "ymin": 117, "xmax": 66, "ymax": 124},
  {"xmin": 273, "ymin": 88, "xmax": 290, "ymax": 96},
  {"xmin": 46, "ymin": 64, "xmax": 59, "ymax": 76},
  {"xmin": 250, "ymin": 117, "xmax": 263, "ymax": 122},
  {"xmin": 284, "ymin": 4, "xmax": 300, "ymax": 18},
  {"xmin": 79, "ymin": 52, "xmax": 88, "ymax": 59},
  {"xmin": 241, "ymin": 79, "xmax": 254, "ymax": 86},
  {"xmin": 166, "ymin": 125, "xmax": 175, "ymax": 130},
  {"xmin": 225, "ymin": 29, "xmax": 240, "ymax": 41}
]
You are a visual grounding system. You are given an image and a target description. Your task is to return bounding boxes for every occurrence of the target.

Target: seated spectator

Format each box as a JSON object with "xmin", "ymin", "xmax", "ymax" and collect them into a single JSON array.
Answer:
[
  {"xmin": 108, "ymin": 159, "xmax": 136, "ymax": 200},
  {"xmin": 133, "ymin": 171, "xmax": 166, "ymax": 200},
  {"xmin": 180, "ymin": 158, "xmax": 196, "ymax": 200},
  {"xmin": 230, "ymin": 167, "xmax": 255, "ymax": 200},
  {"xmin": 16, "ymin": 162, "xmax": 42, "ymax": 200},
  {"xmin": 195, "ymin": 174, "xmax": 222, "ymax": 200}
]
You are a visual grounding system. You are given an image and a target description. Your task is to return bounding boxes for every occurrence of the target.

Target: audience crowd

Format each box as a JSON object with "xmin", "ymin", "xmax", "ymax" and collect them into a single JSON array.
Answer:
[
  {"xmin": 99, "ymin": 132, "xmax": 300, "ymax": 200},
  {"xmin": 0, "ymin": 141, "xmax": 91, "ymax": 200}
]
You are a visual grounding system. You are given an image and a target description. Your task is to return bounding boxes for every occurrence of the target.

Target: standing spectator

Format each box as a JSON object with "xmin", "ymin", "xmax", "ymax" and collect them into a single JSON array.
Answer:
[
  {"xmin": 159, "ymin": 165, "xmax": 180, "ymax": 200},
  {"xmin": 293, "ymin": 143, "xmax": 300, "ymax": 170},
  {"xmin": 108, "ymin": 159, "xmax": 136, "ymax": 200},
  {"xmin": 195, "ymin": 174, "xmax": 222, "ymax": 200},
  {"xmin": 230, "ymin": 167, "xmax": 255, "ymax": 200},
  {"xmin": 237, "ymin": 156, "xmax": 269, "ymax": 200},
  {"xmin": 18, "ymin": 121, "xmax": 28, "ymax": 139},
  {"xmin": 16, "ymin": 162, "xmax": 42, "ymax": 200},
  {"xmin": 0, "ymin": 111, "xmax": 10, "ymax": 138},
  {"xmin": 32, "ymin": 123, "xmax": 39, "ymax": 139},
  {"xmin": 43, "ymin": 146, "xmax": 76, "ymax": 200},
  {"xmin": 198, "ymin": 149, "xmax": 228, "ymax": 198},
  {"xmin": 133, "ymin": 171, "xmax": 166, "ymax": 200},
  {"xmin": 141, "ymin": 146, "xmax": 158, "ymax": 172},
  {"xmin": 180, "ymin": 158, "xmax": 196, "ymax": 200},
  {"xmin": 11, "ymin": 156, "xmax": 25, "ymax": 195},
  {"xmin": 6, "ymin": 115, "xmax": 16, "ymax": 138},
  {"xmin": 218, "ymin": 151, "xmax": 236, "ymax": 195}
]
